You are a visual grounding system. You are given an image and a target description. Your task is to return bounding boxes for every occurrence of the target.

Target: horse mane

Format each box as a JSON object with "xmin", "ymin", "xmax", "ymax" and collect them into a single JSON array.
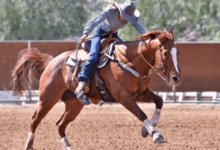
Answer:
[
  {"xmin": 117, "ymin": 39, "xmax": 140, "ymax": 44},
  {"xmin": 135, "ymin": 30, "xmax": 174, "ymax": 42},
  {"xmin": 116, "ymin": 30, "xmax": 174, "ymax": 45}
]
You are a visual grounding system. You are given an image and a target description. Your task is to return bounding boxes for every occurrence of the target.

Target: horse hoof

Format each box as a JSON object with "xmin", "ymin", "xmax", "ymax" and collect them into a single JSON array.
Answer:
[
  {"xmin": 153, "ymin": 132, "xmax": 165, "ymax": 143},
  {"xmin": 141, "ymin": 126, "xmax": 149, "ymax": 138},
  {"xmin": 62, "ymin": 147, "xmax": 72, "ymax": 150},
  {"xmin": 25, "ymin": 145, "xmax": 34, "ymax": 150}
]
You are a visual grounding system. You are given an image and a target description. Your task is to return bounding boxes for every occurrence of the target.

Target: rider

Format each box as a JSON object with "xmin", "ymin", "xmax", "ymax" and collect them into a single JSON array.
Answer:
[{"xmin": 75, "ymin": 0, "xmax": 148, "ymax": 105}]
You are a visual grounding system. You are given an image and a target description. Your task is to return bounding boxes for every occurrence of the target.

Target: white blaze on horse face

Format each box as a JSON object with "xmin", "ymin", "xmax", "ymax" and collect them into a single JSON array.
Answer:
[{"xmin": 171, "ymin": 47, "xmax": 179, "ymax": 73}]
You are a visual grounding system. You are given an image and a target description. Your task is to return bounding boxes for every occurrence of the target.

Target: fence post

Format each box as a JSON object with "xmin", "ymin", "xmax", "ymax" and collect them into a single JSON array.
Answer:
[
  {"xmin": 174, "ymin": 91, "xmax": 176, "ymax": 103},
  {"xmin": 28, "ymin": 41, "xmax": 32, "ymax": 102}
]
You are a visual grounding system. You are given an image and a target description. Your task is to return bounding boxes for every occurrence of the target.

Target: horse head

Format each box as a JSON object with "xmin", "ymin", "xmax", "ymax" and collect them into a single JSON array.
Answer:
[{"xmin": 137, "ymin": 30, "xmax": 182, "ymax": 88}]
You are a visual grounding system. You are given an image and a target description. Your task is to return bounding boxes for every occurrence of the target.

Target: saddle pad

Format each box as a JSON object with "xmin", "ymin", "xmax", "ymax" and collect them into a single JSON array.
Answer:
[
  {"xmin": 69, "ymin": 49, "xmax": 90, "ymax": 61},
  {"xmin": 67, "ymin": 41, "xmax": 117, "ymax": 68},
  {"xmin": 97, "ymin": 41, "xmax": 118, "ymax": 68},
  {"xmin": 66, "ymin": 57, "xmax": 85, "ymax": 67}
]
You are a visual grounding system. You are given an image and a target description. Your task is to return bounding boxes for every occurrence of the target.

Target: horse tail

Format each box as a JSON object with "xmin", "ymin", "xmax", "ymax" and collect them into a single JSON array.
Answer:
[{"xmin": 12, "ymin": 48, "xmax": 53, "ymax": 96}]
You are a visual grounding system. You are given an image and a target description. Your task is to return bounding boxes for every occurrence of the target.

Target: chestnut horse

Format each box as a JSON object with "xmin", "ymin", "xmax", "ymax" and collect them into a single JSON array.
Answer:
[{"xmin": 12, "ymin": 30, "xmax": 181, "ymax": 150}]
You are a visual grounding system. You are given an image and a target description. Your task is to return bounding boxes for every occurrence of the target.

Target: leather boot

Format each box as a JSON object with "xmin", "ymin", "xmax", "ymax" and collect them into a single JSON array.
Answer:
[{"xmin": 74, "ymin": 81, "xmax": 91, "ymax": 105}]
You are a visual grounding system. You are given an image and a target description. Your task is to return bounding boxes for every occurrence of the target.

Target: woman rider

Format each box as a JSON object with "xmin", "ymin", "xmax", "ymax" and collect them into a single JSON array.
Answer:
[{"xmin": 75, "ymin": 0, "xmax": 148, "ymax": 105}]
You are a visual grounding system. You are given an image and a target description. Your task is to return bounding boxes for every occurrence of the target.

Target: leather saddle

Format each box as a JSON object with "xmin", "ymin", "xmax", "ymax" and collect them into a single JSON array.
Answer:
[
  {"xmin": 67, "ymin": 36, "xmax": 118, "ymax": 68},
  {"xmin": 65, "ymin": 35, "xmax": 118, "ymax": 103}
]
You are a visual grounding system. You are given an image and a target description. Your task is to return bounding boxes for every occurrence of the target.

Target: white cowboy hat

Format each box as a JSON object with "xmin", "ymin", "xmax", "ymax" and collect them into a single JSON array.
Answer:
[{"xmin": 116, "ymin": 0, "xmax": 140, "ymax": 24}]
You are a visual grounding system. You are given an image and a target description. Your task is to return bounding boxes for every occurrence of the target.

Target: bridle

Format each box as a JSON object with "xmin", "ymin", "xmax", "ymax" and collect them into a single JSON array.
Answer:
[{"xmin": 139, "ymin": 39, "xmax": 169, "ymax": 84}]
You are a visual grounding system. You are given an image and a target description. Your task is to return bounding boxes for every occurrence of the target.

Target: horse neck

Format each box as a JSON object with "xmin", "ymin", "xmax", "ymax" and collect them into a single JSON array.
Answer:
[
  {"xmin": 138, "ymin": 40, "xmax": 159, "ymax": 75},
  {"xmin": 120, "ymin": 40, "xmax": 157, "ymax": 76},
  {"xmin": 139, "ymin": 39, "xmax": 159, "ymax": 64}
]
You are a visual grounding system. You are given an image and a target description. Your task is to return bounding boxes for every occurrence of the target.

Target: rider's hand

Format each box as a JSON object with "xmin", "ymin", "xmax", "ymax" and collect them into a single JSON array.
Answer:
[{"xmin": 79, "ymin": 34, "xmax": 88, "ymax": 43}]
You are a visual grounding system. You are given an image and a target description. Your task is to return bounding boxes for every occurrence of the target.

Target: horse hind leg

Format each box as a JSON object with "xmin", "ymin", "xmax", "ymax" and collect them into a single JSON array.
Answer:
[
  {"xmin": 57, "ymin": 99, "xmax": 84, "ymax": 150},
  {"xmin": 25, "ymin": 91, "xmax": 64, "ymax": 150},
  {"xmin": 24, "ymin": 110, "xmax": 38, "ymax": 150},
  {"xmin": 56, "ymin": 111, "xmax": 66, "ymax": 126}
]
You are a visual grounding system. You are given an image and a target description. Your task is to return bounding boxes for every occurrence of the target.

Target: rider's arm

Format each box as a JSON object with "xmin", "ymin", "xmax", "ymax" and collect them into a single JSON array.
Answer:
[
  {"xmin": 83, "ymin": 9, "xmax": 111, "ymax": 35},
  {"xmin": 133, "ymin": 21, "xmax": 148, "ymax": 35}
]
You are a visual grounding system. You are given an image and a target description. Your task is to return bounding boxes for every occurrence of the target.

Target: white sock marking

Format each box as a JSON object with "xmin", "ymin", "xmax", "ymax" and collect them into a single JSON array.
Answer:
[
  {"xmin": 150, "ymin": 108, "xmax": 161, "ymax": 126},
  {"xmin": 25, "ymin": 132, "xmax": 35, "ymax": 149},
  {"xmin": 144, "ymin": 119, "xmax": 157, "ymax": 135},
  {"xmin": 61, "ymin": 137, "xmax": 71, "ymax": 149}
]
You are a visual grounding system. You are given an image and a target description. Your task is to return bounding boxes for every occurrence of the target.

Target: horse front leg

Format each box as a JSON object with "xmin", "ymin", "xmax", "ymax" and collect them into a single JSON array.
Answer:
[
  {"xmin": 117, "ymin": 90, "xmax": 165, "ymax": 143},
  {"xmin": 136, "ymin": 88, "xmax": 163, "ymax": 127}
]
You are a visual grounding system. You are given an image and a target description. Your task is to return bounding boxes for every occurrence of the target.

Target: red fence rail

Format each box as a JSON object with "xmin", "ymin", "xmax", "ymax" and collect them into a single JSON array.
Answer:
[{"xmin": 0, "ymin": 41, "xmax": 220, "ymax": 92}]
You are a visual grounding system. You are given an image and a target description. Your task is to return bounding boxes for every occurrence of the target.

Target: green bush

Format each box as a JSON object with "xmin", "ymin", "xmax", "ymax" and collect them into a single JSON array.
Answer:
[{"xmin": 0, "ymin": 0, "xmax": 219, "ymax": 41}]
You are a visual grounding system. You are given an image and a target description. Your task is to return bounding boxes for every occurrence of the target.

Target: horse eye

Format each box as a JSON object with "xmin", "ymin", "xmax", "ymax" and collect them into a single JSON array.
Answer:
[{"xmin": 164, "ymin": 52, "xmax": 168, "ymax": 57}]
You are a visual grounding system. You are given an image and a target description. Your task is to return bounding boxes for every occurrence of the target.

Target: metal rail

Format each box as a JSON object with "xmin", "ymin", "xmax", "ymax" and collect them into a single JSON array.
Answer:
[{"xmin": 0, "ymin": 90, "xmax": 219, "ymax": 104}]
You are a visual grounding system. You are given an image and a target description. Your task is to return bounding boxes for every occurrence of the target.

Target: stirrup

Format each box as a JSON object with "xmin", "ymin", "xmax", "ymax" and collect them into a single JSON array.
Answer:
[{"xmin": 76, "ymin": 92, "xmax": 91, "ymax": 105}]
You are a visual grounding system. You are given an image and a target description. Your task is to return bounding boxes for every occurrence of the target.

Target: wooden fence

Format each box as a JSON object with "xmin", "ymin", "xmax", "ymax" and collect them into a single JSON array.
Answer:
[{"xmin": 0, "ymin": 41, "xmax": 220, "ymax": 93}]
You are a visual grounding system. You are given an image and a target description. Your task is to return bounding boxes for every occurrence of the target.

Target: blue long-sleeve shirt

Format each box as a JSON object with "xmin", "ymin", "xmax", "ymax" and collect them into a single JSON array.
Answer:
[{"xmin": 83, "ymin": 8, "xmax": 147, "ymax": 35}]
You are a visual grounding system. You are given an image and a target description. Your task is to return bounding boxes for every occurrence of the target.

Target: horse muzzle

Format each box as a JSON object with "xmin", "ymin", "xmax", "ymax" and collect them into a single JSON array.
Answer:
[{"xmin": 170, "ymin": 75, "xmax": 181, "ymax": 86}]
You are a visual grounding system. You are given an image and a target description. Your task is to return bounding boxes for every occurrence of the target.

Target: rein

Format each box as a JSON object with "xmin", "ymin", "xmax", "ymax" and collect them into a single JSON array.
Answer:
[
  {"xmin": 75, "ymin": 32, "xmax": 114, "ymax": 61},
  {"xmin": 113, "ymin": 39, "xmax": 170, "ymax": 98},
  {"xmin": 85, "ymin": 33, "xmax": 110, "ymax": 41}
]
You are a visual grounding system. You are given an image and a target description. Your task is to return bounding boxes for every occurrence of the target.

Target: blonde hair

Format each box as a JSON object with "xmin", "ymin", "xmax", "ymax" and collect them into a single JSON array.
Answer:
[{"xmin": 105, "ymin": 0, "xmax": 119, "ymax": 10}]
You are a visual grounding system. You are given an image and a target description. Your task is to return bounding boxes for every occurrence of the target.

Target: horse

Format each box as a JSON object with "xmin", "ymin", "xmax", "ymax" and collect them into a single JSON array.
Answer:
[{"xmin": 12, "ymin": 30, "xmax": 181, "ymax": 150}]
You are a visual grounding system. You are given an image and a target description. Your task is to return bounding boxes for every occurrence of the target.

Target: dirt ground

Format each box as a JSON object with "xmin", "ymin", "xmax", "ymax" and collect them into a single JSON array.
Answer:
[{"xmin": 0, "ymin": 103, "xmax": 219, "ymax": 150}]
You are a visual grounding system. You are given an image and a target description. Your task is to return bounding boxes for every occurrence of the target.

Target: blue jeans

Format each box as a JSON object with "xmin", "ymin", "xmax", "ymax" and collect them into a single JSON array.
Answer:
[{"xmin": 78, "ymin": 27, "xmax": 122, "ymax": 82}]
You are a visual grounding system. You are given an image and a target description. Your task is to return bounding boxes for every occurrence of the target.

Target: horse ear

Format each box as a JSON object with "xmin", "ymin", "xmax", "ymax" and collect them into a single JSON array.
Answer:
[
  {"xmin": 169, "ymin": 30, "xmax": 175, "ymax": 41},
  {"xmin": 169, "ymin": 30, "xmax": 173, "ymax": 35}
]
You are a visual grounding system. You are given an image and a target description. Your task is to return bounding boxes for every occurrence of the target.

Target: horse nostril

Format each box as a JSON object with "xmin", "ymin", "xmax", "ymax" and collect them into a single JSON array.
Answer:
[{"xmin": 172, "ymin": 76, "xmax": 179, "ymax": 82}]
